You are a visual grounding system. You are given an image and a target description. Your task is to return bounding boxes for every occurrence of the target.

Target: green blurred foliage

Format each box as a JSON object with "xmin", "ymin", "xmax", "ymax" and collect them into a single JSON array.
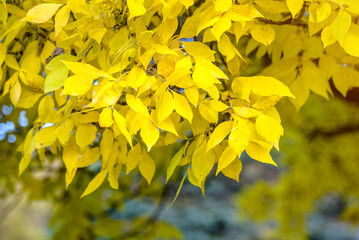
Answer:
[{"xmin": 237, "ymin": 95, "xmax": 359, "ymax": 239}]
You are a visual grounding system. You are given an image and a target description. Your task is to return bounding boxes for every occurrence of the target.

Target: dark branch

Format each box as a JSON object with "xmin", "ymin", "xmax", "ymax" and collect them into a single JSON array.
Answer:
[
  {"xmin": 256, "ymin": 18, "xmax": 308, "ymax": 28},
  {"xmin": 308, "ymin": 125, "xmax": 359, "ymax": 140}
]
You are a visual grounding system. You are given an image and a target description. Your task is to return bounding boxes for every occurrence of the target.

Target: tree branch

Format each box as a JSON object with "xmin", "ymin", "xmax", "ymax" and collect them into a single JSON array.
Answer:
[
  {"xmin": 256, "ymin": 18, "xmax": 308, "ymax": 28},
  {"xmin": 308, "ymin": 125, "xmax": 359, "ymax": 140}
]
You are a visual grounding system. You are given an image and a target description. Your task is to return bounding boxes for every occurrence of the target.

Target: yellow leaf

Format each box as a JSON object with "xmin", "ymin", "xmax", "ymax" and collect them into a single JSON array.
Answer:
[
  {"xmin": 0, "ymin": 43, "xmax": 5, "ymax": 64},
  {"xmin": 196, "ymin": 4, "xmax": 221, "ymax": 35},
  {"xmin": 126, "ymin": 110, "xmax": 147, "ymax": 135},
  {"xmin": 166, "ymin": 142, "xmax": 188, "ymax": 183},
  {"xmin": 198, "ymin": 57, "xmax": 228, "ymax": 79},
  {"xmin": 126, "ymin": 65, "xmax": 147, "ymax": 89},
  {"xmin": 180, "ymin": 15, "xmax": 199, "ymax": 38},
  {"xmin": 54, "ymin": 5, "xmax": 70, "ymax": 36},
  {"xmin": 250, "ymin": 23, "xmax": 275, "ymax": 46},
  {"xmin": 153, "ymin": 18, "xmax": 178, "ymax": 44},
  {"xmin": 233, "ymin": 107, "xmax": 261, "ymax": 118},
  {"xmin": 6, "ymin": 4, "xmax": 26, "ymax": 18},
  {"xmin": 245, "ymin": 76, "xmax": 294, "ymax": 98},
  {"xmin": 232, "ymin": 77, "xmax": 251, "ymax": 102},
  {"xmin": 185, "ymin": 87, "xmax": 199, "ymax": 107},
  {"xmin": 182, "ymin": 41, "xmax": 215, "ymax": 62},
  {"xmin": 191, "ymin": 140, "xmax": 216, "ymax": 182},
  {"xmin": 40, "ymin": 40, "xmax": 55, "ymax": 65},
  {"xmin": 210, "ymin": 15, "xmax": 232, "ymax": 41},
  {"xmin": 178, "ymin": 0, "xmax": 194, "ymax": 8},
  {"xmin": 126, "ymin": 144, "xmax": 141, "ymax": 174},
  {"xmin": 62, "ymin": 75, "xmax": 93, "ymax": 96},
  {"xmin": 153, "ymin": 44, "xmax": 179, "ymax": 56},
  {"xmin": 127, "ymin": 0, "xmax": 146, "ymax": 18},
  {"xmin": 108, "ymin": 160, "xmax": 122, "ymax": 190},
  {"xmin": 342, "ymin": 23, "xmax": 359, "ymax": 57},
  {"xmin": 220, "ymin": 158, "xmax": 242, "ymax": 182},
  {"xmin": 66, "ymin": 0, "xmax": 91, "ymax": 15},
  {"xmin": 252, "ymin": 96, "xmax": 282, "ymax": 111},
  {"xmin": 38, "ymin": 95, "xmax": 54, "ymax": 123},
  {"xmin": 172, "ymin": 91, "xmax": 193, "ymax": 123},
  {"xmin": 321, "ymin": 26, "xmax": 336, "ymax": 48},
  {"xmin": 22, "ymin": 3, "xmax": 62, "ymax": 23},
  {"xmin": 108, "ymin": 161, "xmax": 122, "ymax": 190},
  {"xmin": 228, "ymin": 119, "xmax": 250, "ymax": 156},
  {"xmin": 139, "ymin": 152, "xmax": 155, "ymax": 185},
  {"xmin": 55, "ymin": 119, "xmax": 74, "ymax": 145},
  {"xmin": 256, "ymin": 113, "xmax": 283, "ymax": 145},
  {"xmin": 137, "ymin": 76, "xmax": 157, "ymax": 97},
  {"xmin": 198, "ymin": 103, "xmax": 218, "ymax": 123},
  {"xmin": 289, "ymin": 77, "xmax": 310, "ymax": 111},
  {"xmin": 99, "ymin": 108, "xmax": 113, "ymax": 128},
  {"xmin": 157, "ymin": 91, "xmax": 174, "ymax": 123},
  {"xmin": 80, "ymin": 170, "xmax": 108, "ymax": 198},
  {"xmin": 126, "ymin": 94, "xmax": 149, "ymax": 117},
  {"xmin": 1, "ymin": 73, "xmax": 17, "ymax": 99},
  {"xmin": 0, "ymin": 3, "xmax": 7, "ymax": 25},
  {"xmin": 140, "ymin": 120, "xmax": 159, "ymax": 151},
  {"xmin": 65, "ymin": 168, "xmax": 77, "ymax": 189},
  {"xmin": 193, "ymin": 58, "xmax": 228, "ymax": 89},
  {"xmin": 62, "ymin": 139, "xmax": 80, "ymax": 173},
  {"xmin": 207, "ymin": 121, "xmax": 233, "ymax": 152},
  {"xmin": 152, "ymin": 112, "xmax": 178, "ymax": 136},
  {"xmin": 19, "ymin": 128, "xmax": 35, "ymax": 176},
  {"xmin": 61, "ymin": 61, "xmax": 109, "ymax": 79},
  {"xmin": 218, "ymin": 33, "xmax": 241, "ymax": 61},
  {"xmin": 332, "ymin": 65, "xmax": 359, "ymax": 97},
  {"xmin": 227, "ymin": 3, "xmax": 261, "ymax": 22},
  {"xmin": 287, "ymin": 0, "xmax": 303, "ymax": 17},
  {"xmin": 246, "ymin": 142, "xmax": 277, "ymax": 166},
  {"xmin": 173, "ymin": 56, "xmax": 193, "ymax": 74},
  {"xmin": 5, "ymin": 54, "xmax": 20, "ymax": 70},
  {"xmin": 10, "ymin": 80, "xmax": 21, "ymax": 106},
  {"xmin": 71, "ymin": 112, "xmax": 99, "ymax": 124},
  {"xmin": 330, "ymin": 10, "xmax": 351, "ymax": 44},
  {"xmin": 214, "ymin": 0, "xmax": 232, "ymax": 12},
  {"xmin": 44, "ymin": 65, "xmax": 68, "ymax": 93},
  {"xmin": 206, "ymin": 100, "xmax": 229, "ymax": 112},
  {"xmin": 301, "ymin": 60, "xmax": 330, "ymax": 99},
  {"xmin": 216, "ymin": 146, "xmax": 238, "ymax": 175},
  {"xmin": 77, "ymin": 147, "xmax": 101, "ymax": 168},
  {"xmin": 157, "ymin": 55, "xmax": 176, "ymax": 77},
  {"xmin": 113, "ymin": 109, "xmax": 133, "ymax": 147},
  {"xmin": 255, "ymin": 0, "xmax": 289, "ymax": 14},
  {"xmin": 19, "ymin": 44, "xmax": 40, "ymax": 72},
  {"xmin": 75, "ymin": 124, "xmax": 97, "ymax": 149},
  {"xmin": 186, "ymin": 168, "xmax": 198, "ymax": 189},
  {"xmin": 87, "ymin": 80, "xmax": 119, "ymax": 108},
  {"xmin": 315, "ymin": 1, "xmax": 331, "ymax": 22},
  {"xmin": 100, "ymin": 129, "xmax": 114, "ymax": 166},
  {"xmin": 89, "ymin": 28, "xmax": 107, "ymax": 44},
  {"xmin": 19, "ymin": 70, "xmax": 44, "ymax": 92},
  {"xmin": 15, "ymin": 88, "xmax": 42, "ymax": 109},
  {"xmin": 35, "ymin": 126, "xmax": 56, "ymax": 148}
]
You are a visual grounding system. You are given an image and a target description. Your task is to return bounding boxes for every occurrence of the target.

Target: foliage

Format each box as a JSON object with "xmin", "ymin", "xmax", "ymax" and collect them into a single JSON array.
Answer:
[{"xmin": 1, "ymin": 0, "xmax": 359, "ymax": 198}]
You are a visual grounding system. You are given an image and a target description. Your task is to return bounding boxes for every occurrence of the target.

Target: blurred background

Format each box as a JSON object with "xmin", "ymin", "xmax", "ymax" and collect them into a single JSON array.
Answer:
[{"xmin": 1, "ymin": 91, "xmax": 359, "ymax": 240}]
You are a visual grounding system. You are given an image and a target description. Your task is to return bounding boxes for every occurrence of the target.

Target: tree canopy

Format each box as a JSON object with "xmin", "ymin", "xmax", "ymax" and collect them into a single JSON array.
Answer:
[{"xmin": 1, "ymin": 0, "xmax": 359, "ymax": 198}]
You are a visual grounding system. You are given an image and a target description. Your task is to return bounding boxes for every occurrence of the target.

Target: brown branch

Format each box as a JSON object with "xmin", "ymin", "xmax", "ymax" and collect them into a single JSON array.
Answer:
[
  {"xmin": 308, "ymin": 125, "xmax": 359, "ymax": 140},
  {"xmin": 295, "ymin": 2, "xmax": 307, "ymax": 21},
  {"xmin": 256, "ymin": 18, "xmax": 308, "ymax": 28}
]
